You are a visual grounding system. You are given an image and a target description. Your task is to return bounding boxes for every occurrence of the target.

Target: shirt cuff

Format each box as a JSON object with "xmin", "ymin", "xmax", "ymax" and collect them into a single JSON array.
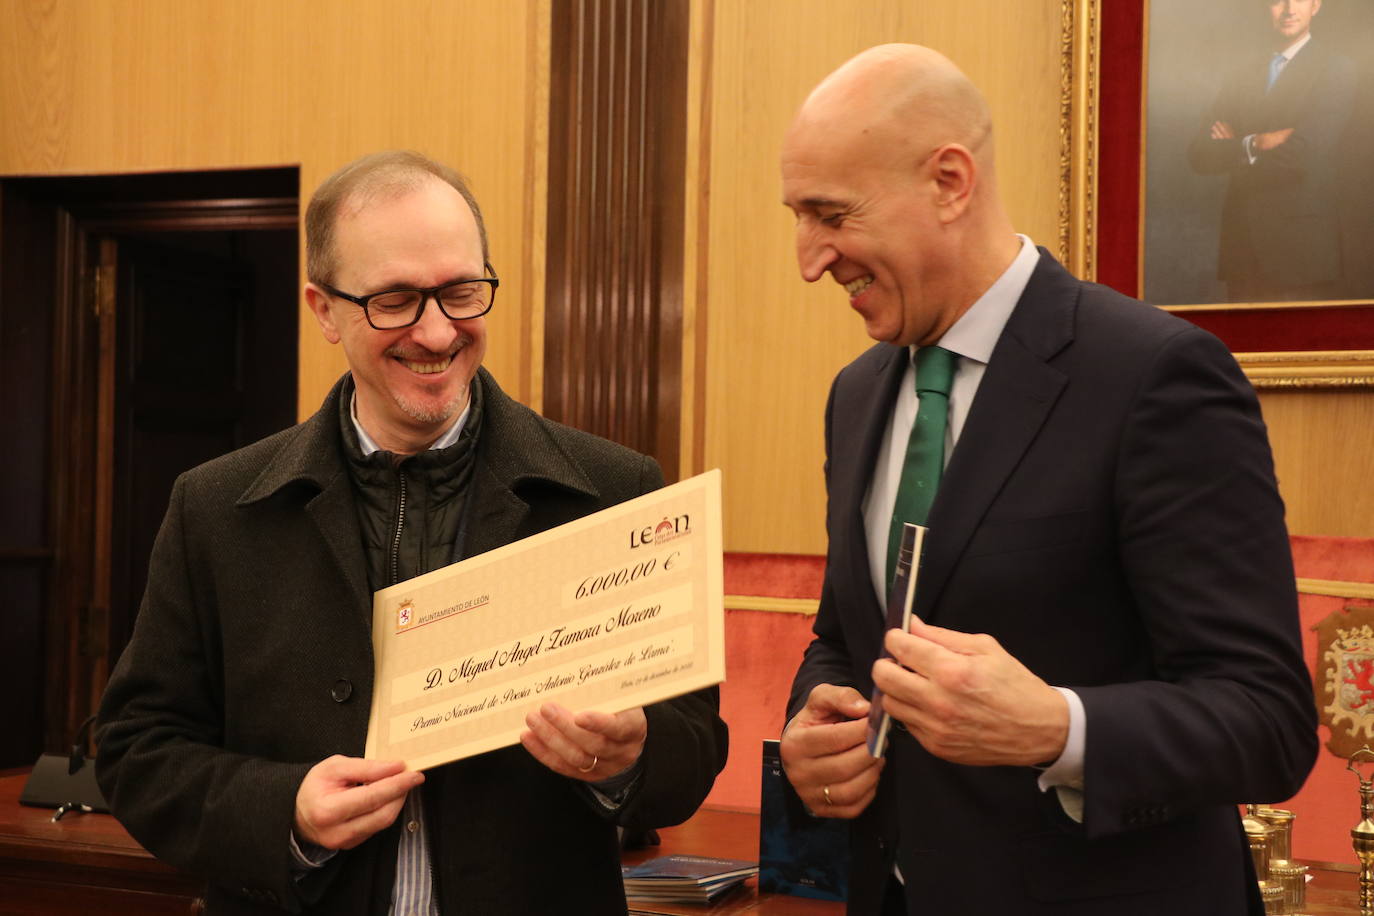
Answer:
[
  {"xmin": 587, "ymin": 759, "xmax": 644, "ymax": 810},
  {"xmin": 1037, "ymin": 686, "xmax": 1085, "ymax": 789},
  {"xmin": 1035, "ymin": 686, "xmax": 1085, "ymax": 823},
  {"xmin": 289, "ymin": 829, "xmax": 338, "ymax": 873}
]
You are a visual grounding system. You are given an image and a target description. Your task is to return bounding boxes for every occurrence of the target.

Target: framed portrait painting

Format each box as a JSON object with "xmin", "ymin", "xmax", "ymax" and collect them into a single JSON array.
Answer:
[{"xmin": 1094, "ymin": 0, "xmax": 1374, "ymax": 387}]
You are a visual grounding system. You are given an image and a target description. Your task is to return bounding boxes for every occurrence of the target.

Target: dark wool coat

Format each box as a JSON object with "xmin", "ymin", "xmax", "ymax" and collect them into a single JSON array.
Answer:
[{"xmin": 97, "ymin": 369, "xmax": 727, "ymax": 915}]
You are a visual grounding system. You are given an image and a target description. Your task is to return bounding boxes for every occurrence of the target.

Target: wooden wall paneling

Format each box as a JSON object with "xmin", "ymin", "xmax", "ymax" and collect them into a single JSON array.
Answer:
[
  {"xmin": 522, "ymin": 1, "xmax": 553, "ymax": 413},
  {"xmin": 0, "ymin": 0, "xmax": 550, "ymax": 418},
  {"xmin": 1258, "ymin": 390, "xmax": 1374, "ymax": 539},
  {"xmin": 648, "ymin": 3, "xmax": 690, "ymax": 476},
  {"xmin": 544, "ymin": 0, "xmax": 687, "ymax": 478},
  {"xmin": 698, "ymin": 0, "xmax": 1067, "ymax": 554},
  {"xmin": 679, "ymin": 0, "xmax": 714, "ymax": 482}
]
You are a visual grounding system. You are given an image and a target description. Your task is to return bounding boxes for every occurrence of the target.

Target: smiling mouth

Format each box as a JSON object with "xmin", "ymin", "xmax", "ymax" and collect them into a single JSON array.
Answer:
[
  {"xmin": 844, "ymin": 275, "xmax": 874, "ymax": 297},
  {"xmin": 388, "ymin": 342, "xmax": 462, "ymax": 375},
  {"xmin": 399, "ymin": 356, "xmax": 452, "ymax": 375}
]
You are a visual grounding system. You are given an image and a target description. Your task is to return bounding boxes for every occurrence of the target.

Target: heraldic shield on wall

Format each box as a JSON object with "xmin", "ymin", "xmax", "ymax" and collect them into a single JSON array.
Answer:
[{"xmin": 1318, "ymin": 603, "xmax": 1374, "ymax": 758}]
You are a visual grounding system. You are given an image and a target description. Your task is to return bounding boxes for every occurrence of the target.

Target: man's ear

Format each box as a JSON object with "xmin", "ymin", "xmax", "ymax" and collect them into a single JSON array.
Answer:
[
  {"xmin": 931, "ymin": 144, "xmax": 977, "ymax": 224},
  {"xmin": 304, "ymin": 283, "xmax": 342, "ymax": 344}
]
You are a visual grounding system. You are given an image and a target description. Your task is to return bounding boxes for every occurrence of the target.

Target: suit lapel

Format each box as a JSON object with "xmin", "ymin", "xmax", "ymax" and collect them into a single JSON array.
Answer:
[
  {"xmin": 1265, "ymin": 40, "xmax": 1327, "ymax": 120},
  {"xmin": 463, "ymin": 461, "xmax": 531, "ymax": 559},
  {"xmin": 917, "ymin": 252, "xmax": 1076, "ymax": 622},
  {"xmin": 460, "ymin": 368, "xmax": 598, "ymax": 559},
  {"xmin": 305, "ymin": 475, "xmax": 372, "ymax": 621},
  {"xmin": 832, "ymin": 345, "xmax": 908, "ymax": 620},
  {"xmin": 238, "ymin": 375, "xmax": 372, "ymax": 624}
]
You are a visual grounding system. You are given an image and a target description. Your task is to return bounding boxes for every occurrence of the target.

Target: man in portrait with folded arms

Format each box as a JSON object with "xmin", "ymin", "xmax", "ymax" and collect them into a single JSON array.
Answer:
[
  {"xmin": 779, "ymin": 44, "xmax": 1316, "ymax": 915},
  {"xmin": 97, "ymin": 150, "xmax": 726, "ymax": 915},
  {"xmin": 1189, "ymin": 0, "xmax": 1356, "ymax": 302}
]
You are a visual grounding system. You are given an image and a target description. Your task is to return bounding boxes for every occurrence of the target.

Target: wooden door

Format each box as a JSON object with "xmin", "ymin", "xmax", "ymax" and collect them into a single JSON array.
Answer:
[{"xmin": 0, "ymin": 171, "xmax": 297, "ymax": 764}]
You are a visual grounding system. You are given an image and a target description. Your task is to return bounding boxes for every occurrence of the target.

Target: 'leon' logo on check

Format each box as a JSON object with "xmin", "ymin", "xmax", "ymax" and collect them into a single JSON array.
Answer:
[{"xmin": 630, "ymin": 514, "xmax": 691, "ymax": 549}]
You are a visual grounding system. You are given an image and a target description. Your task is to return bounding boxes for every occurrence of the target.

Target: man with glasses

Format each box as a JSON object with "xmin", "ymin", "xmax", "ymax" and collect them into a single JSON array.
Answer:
[{"xmin": 96, "ymin": 150, "xmax": 727, "ymax": 915}]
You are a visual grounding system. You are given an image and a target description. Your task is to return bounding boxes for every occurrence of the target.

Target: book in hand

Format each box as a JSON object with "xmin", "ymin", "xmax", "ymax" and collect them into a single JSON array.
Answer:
[
  {"xmin": 866, "ymin": 522, "xmax": 926, "ymax": 758},
  {"xmin": 622, "ymin": 855, "xmax": 758, "ymax": 905},
  {"xmin": 759, "ymin": 739, "xmax": 849, "ymax": 902}
]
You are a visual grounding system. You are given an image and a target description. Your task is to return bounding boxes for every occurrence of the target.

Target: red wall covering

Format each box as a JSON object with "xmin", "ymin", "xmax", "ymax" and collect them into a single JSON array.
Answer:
[
  {"xmin": 710, "ymin": 543, "xmax": 1374, "ymax": 864},
  {"xmin": 1177, "ymin": 307, "xmax": 1374, "ymax": 353},
  {"xmin": 1095, "ymin": 0, "xmax": 1144, "ymax": 298},
  {"xmin": 1284, "ymin": 536, "xmax": 1374, "ymax": 863}
]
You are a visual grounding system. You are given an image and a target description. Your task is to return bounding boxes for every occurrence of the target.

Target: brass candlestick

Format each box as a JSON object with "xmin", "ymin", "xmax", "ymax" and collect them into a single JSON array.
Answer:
[
  {"xmin": 1260, "ymin": 807, "xmax": 1306, "ymax": 914},
  {"xmin": 1243, "ymin": 804, "xmax": 1274, "ymax": 882},
  {"xmin": 1348, "ymin": 746, "xmax": 1374, "ymax": 916},
  {"xmin": 1259, "ymin": 807, "xmax": 1296, "ymax": 861},
  {"xmin": 1258, "ymin": 879, "xmax": 1285, "ymax": 914}
]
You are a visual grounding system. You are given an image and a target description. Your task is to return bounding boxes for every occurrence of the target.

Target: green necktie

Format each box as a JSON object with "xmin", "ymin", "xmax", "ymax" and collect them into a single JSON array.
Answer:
[{"xmin": 886, "ymin": 346, "xmax": 957, "ymax": 585}]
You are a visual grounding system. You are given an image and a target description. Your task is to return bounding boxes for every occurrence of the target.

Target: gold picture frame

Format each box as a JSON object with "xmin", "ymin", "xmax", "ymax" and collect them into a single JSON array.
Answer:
[{"xmin": 1082, "ymin": 0, "xmax": 1374, "ymax": 389}]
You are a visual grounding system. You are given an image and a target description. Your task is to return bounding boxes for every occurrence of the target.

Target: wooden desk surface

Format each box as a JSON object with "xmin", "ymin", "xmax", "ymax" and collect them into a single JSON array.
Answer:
[
  {"xmin": 0, "ymin": 768, "xmax": 204, "ymax": 914},
  {"xmin": 628, "ymin": 806, "xmax": 1368, "ymax": 915},
  {"xmin": 1, "ymin": 768, "xmax": 147, "ymax": 859},
  {"xmin": 1303, "ymin": 859, "xmax": 1362, "ymax": 915}
]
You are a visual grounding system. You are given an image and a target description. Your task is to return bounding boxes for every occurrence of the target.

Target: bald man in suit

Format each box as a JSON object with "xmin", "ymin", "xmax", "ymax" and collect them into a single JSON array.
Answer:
[{"xmin": 779, "ymin": 44, "xmax": 1316, "ymax": 915}]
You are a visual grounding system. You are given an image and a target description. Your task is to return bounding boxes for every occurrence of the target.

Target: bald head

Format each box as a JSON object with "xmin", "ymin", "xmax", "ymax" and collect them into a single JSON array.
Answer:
[
  {"xmin": 780, "ymin": 44, "xmax": 1019, "ymax": 348},
  {"xmin": 790, "ymin": 44, "xmax": 993, "ymax": 174}
]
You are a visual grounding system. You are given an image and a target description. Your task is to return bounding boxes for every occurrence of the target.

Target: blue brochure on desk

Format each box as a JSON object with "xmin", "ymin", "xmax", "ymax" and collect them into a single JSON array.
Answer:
[
  {"xmin": 622, "ymin": 854, "xmax": 757, "ymax": 885},
  {"xmin": 758, "ymin": 739, "xmax": 849, "ymax": 901}
]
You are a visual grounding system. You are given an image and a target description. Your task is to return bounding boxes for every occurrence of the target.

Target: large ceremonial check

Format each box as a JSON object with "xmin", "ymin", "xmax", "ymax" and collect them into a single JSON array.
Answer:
[{"xmin": 364, "ymin": 469, "xmax": 724, "ymax": 770}]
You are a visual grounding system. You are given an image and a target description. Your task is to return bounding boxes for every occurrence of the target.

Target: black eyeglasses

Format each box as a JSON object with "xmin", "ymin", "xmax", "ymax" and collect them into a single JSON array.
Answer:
[{"xmin": 322, "ymin": 266, "xmax": 499, "ymax": 330}]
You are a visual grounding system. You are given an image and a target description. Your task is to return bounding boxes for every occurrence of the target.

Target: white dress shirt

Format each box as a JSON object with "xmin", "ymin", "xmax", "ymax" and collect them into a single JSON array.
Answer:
[{"xmin": 860, "ymin": 236, "xmax": 1086, "ymax": 820}]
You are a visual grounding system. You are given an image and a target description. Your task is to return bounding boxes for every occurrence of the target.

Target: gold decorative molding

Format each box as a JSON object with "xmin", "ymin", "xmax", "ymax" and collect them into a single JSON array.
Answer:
[
  {"xmin": 1059, "ymin": 0, "xmax": 1101, "ymax": 279},
  {"xmin": 724, "ymin": 595, "xmax": 820, "ymax": 616},
  {"xmin": 726, "ymin": 578, "xmax": 1374, "ymax": 612},
  {"xmin": 1236, "ymin": 351, "xmax": 1374, "ymax": 390},
  {"xmin": 1298, "ymin": 578, "xmax": 1374, "ymax": 601},
  {"xmin": 1164, "ymin": 299, "xmax": 1374, "ymax": 313}
]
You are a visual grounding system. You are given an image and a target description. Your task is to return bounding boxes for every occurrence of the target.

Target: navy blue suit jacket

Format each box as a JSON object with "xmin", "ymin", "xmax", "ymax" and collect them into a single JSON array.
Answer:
[{"xmin": 788, "ymin": 252, "xmax": 1316, "ymax": 915}]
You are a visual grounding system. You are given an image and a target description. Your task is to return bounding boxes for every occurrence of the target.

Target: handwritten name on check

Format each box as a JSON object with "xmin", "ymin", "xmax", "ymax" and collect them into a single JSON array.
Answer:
[{"xmin": 364, "ymin": 470, "xmax": 724, "ymax": 770}]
